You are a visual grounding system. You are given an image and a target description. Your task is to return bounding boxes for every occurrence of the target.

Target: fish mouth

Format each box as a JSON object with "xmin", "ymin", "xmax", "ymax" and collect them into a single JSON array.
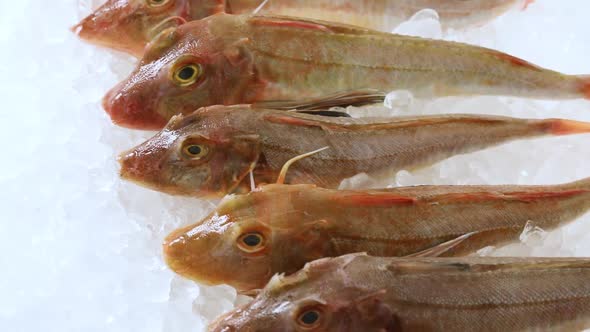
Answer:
[
  {"xmin": 102, "ymin": 84, "xmax": 168, "ymax": 130},
  {"xmin": 71, "ymin": 13, "xmax": 103, "ymax": 41},
  {"xmin": 117, "ymin": 149, "xmax": 163, "ymax": 190},
  {"xmin": 117, "ymin": 151, "xmax": 221, "ymax": 198},
  {"xmin": 71, "ymin": 15, "xmax": 127, "ymax": 51},
  {"xmin": 71, "ymin": 5, "xmax": 147, "ymax": 56},
  {"xmin": 162, "ymin": 227, "xmax": 221, "ymax": 285}
]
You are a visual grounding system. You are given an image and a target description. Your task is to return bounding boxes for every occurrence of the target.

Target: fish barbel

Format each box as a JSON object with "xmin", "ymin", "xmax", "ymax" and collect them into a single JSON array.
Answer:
[
  {"xmin": 163, "ymin": 176, "xmax": 590, "ymax": 292},
  {"xmin": 209, "ymin": 253, "xmax": 590, "ymax": 331},
  {"xmin": 119, "ymin": 105, "xmax": 590, "ymax": 197},
  {"xmin": 72, "ymin": 0, "xmax": 532, "ymax": 56},
  {"xmin": 103, "ymin": 13, "xmax": 590, "ymax": 130}
]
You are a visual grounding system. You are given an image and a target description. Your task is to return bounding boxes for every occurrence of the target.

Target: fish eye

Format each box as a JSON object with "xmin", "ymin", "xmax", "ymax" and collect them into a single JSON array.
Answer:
[
  {"xmin": 296, "ymin": 307, "xmax": 323, "ymax": 329},
  {"xmin": 172, "ymin": 63, "xmax": 201, "ymax": 87},
  {"xmin": 237, "ymin": 232, "xmax": 265, "ymax": 253},
  {"xmin": 146, "ymin": 0, "xmax": 172, "ymax": 8},
  {"xmin": 182, "ymin": 144, "xmax": 209, "ymax": 159}
]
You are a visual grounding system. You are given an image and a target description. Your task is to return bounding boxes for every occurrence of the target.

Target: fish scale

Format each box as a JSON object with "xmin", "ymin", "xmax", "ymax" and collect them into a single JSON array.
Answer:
[
  {"xmin": 245, "ymin": 15, "xmax": 574, "ymax": 98},
  {"xmin": 103, "ymin": 13, "xmax": 590, "ymax": 129},
  {"xmin": 162, "ymin": 177, "xmax": 590, "ymax": 292},
  {"xmin": 74, "ymin": 0, "xmax": 531, "ymax": 57},
  {"xmin": 210, "ymin": 254, "xmax": 590, "ymax": 331},
  {"xmin": 119, "ymin": 105, "xmax": 590, "ymax": 197}
]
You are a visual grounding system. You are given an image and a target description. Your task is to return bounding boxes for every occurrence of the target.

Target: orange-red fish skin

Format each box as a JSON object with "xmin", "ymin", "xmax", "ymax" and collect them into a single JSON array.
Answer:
[
  {"xmin": 329, "ymin": 193, "xmax": 417, "ymax": 207},
  {"xmin": 106, "ymin": 13, "xmax": 590, "ymax": 130},
  {"xmin": 492, "ymin": 51, "xmax": 542, "ymax": 71},
  {"xmin": 547, "ymin": 118, "xmax": 590, "ymax": 135},
  {"xmin": 581, "ymin": 76, "xmax": 590, "ymax": 100}
]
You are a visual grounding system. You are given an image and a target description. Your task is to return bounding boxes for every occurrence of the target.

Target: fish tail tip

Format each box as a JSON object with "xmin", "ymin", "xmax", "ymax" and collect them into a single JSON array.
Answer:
[{"xmin": 547, "ymin": 118, "xmax": 590, "ymax": 136}]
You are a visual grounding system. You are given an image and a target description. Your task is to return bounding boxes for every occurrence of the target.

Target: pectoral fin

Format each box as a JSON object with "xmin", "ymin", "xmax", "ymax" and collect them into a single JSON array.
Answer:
[
  {"xmin": 405, "ymin": 232, "xmax": 479, "ymax": 258},
  {"xmin": 254, "ymin": 89, "xmax": 386, "ymax": 110}
]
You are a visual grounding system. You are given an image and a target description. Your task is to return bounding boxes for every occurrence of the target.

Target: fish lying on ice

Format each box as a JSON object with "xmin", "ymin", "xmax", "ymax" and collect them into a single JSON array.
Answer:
[
  {"xmin": 209, "ymin": 253, "xmax": 590, "ymax": 331},
  {"xmin": 72, "ymin": 0, "xmax": 533, "ymax": 56},
  {"xmin": 103, "ymin": 13, "xmax": 590, "ymax": 130},
  {"xmin": 163, "ymin": 175, "xmax": 590, "ymax": 292},
  {"xmin": 119, "ymin": 104, "xmax": 590, "ymax": 197}
]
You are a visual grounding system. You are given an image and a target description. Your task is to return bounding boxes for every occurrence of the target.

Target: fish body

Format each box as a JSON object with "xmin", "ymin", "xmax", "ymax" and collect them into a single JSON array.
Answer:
[
  {"xmin": 163, "ymin": 177, "xmax": 590, "ymax": 292},
  {"xmin": 73, "ymin": 0, "xmax": 530, "ymax": 56},
  {"xmin": 210, "ymin": 254, "xmax": 590, "ymax": 331},
  {"xmin": 103, "ymin": 13, "xmax": 590, "ymax": 130},
  {"xmin": 120, "ymin": 105, "xmax": 590, "ymax": 197},
  {"xmin": 249, "ymin": 0, "xmax": 531, "ymax": 31}
]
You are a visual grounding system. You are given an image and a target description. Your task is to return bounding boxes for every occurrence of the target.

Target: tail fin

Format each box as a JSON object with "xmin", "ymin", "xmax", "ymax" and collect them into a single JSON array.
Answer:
[
  {"xmin": 542, "ymin": 118, "xmax": 590, "ymax": 135},
  {"xmin": 578, "ymin": 75, "xmax": 590, "ymax": 100}
]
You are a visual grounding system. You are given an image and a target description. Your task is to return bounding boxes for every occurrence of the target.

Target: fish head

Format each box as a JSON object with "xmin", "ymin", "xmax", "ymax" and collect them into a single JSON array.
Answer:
[
  {"xmin": 71, "ymin": 0, "xmax": 200, "ymax": 56},
  {"xmin": 209, "ymin": 254, "xmax": 397, "ymax": 332},
  {"xmin": 103, "ymin": 14, "xmax": 258, "ymax": 129},
  {"xmin": 163, "ymin": 193, "xmax": 276, "ymax": 292},
  {"xmin": 163, "ymin": 184, "xmax": 337, "ymax": 291},
  {"xmin": 119, "ymin": 107, "xmax": 260, "ymax": 197}
]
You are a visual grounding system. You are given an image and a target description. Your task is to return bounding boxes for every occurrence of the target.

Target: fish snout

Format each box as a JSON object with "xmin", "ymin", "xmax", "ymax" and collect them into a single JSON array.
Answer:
[
  {"xmin": 71, "ymin": 1, "xmax": 146, "ymax": 55},
  {"xmin": 208, "ymin": 313, "xmax": 260, "ymax": 332},
  {"xmin": 71, "ymin": 11, "xmax": 110, "ymax": 41},
  {"xmin": 209, "ymin": 324, "xmax": 237, "ymax": 332},
  {"xmin": 163, "ymin": 233, "xmax": 187, "ymax": 262},
  {"xmin": 162, "ymin": 223, "xmax": 226, "ymax": 283},
  {"xmin": 163, "ymin": 230, "xmax": 197, "ymax": 276},
  {"xmin": 103, "ymin": 84, "xmax": 167, "ymax": 130},
  {"xmin": 118, "ymin": 145, "xmax": 165, "ymax": 187}
]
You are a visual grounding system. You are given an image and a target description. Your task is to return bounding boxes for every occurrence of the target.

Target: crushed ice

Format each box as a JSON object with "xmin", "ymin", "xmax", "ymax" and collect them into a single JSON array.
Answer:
[{"xmin": 1, "ymin": 0, "xmax": 590, "ymax": 331}]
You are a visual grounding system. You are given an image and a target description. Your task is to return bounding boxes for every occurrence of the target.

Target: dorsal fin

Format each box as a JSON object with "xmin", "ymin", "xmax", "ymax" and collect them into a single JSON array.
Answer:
[
  {"xmin": 296, "ymin": 110, "xmax": 351, "ymax": 118},
  {"xmin": 254, "ymin": 89, "xmax": 385, "ymax": 111}
]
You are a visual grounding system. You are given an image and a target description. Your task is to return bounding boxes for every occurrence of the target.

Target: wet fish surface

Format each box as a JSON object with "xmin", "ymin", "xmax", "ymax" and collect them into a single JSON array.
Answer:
[
  {"xmin": 103, "ymin": 13, "xmax": 590, "ymax": 129},
  {"xmin": 119, "ymin": 105, "xmax": 590, "ymax": 197},
  {"xmin": 73, "ymin": 0, "xmax": 531, "ymax": 56},
  {"xmin": 209, "ymin": 253, "xmax": 590, "ymax": 331},
  {"xmin": 163, "ymin": 176, "xmax": 590, "ymax": 292}
]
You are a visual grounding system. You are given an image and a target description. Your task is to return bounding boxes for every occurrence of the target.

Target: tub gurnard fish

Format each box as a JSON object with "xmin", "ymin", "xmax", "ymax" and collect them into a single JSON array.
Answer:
[
  {"xmin": 119, "ymin": 104, "xmax": 590, "ymax": 198},
  {"xmin": 163, "ymin": 174, "xmax": 590, "ymax": 292},
  {"xmin": 73, "ymin": 0, "xmax": 533, "ymax": 56},
  {"xmin": 103, "ymin": 13, "xmax": 590, "ymax": 130},
  {"xmin": 209, "ymin": 253, "xmax": 590, "ymax": 331}
]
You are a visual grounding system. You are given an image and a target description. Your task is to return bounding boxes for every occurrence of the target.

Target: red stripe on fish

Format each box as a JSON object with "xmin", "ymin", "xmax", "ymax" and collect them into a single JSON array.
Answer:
[
  {"xmin": 492, "ymin": 52, "xmax": 542, "ymax": 72},
  {"xmin": 579, "ymin": 76, "xmax": 590, "ymax": 100},
  {"xmin": 433, "ymin": 190, "xmax": 588, "ymax": 203},
  {"xmin": 264, "ymin": 114, "xmax": 502, "ymax": 131},
  {"xmin": 264, "ymin": 114, "xmax": 340, "ymax": 130},
  {"xmin": 250, "ymin": 17, "xmax": 333, "ymax": 33},
  {"xmin": 434, "ymin": 193, "xmax": 501, "ymax": 203},
  {"xmin": 331, "ymin": 194, "xmax": 416, "ymax": 207},
  {"xmin": 510, "ymin": 190, "xmax": 588, "ymax": 202}
]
